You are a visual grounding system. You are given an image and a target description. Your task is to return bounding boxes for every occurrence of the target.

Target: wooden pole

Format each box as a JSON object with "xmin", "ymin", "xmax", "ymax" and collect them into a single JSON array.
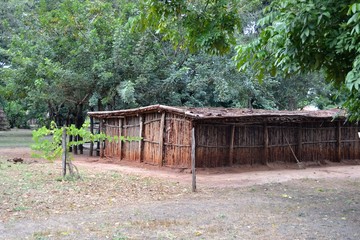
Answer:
[
  {"xmin": 99, "ymin": 120, "xmax": 104, "ymax": 158},
  {"xmin": 229, "ymin": 125, "xmax": 235, "ymax": 166},
  {"xmin": 285, "ymin": 136, "xmax": 302, "ymax": 167},
  {"xmin": 96, "ymin": 121, "xmax": 100, "ymax": 156},
  {"xmin": 119, "ymin": 118, "xmax": 123, "ymax": 160},
  {"xmin": 191, "ymin": 126, "xmax": 197, "ymax": 192},
  {"xmin": 337, "ymin": 120, "xmax": 342, "ymax": 162},
  {"xmin": 61, "ymin": 126, "xmax": 67, "ymax": 177},
  {"xmin": 89, "ymin": 116, "xmax": 94, "ymax": 156},
  {"xmin": 138, "ymin": 115, "xmax": 144, "ymax": 162},
  {"xmin": 263, "ymin": 123, "xmax": 268, "ymax": 165},
  {"xmin": 158, "ymin": 112, "xmax": 166, "ymax": 166}
]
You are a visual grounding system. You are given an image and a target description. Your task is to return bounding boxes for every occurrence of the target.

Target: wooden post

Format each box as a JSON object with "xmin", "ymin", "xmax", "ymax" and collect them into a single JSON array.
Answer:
[
  {"xmin": 191, "ymin": 126, "xmax": 197, "ymax": 192},
  {"xmin": 158, "ymin": 112, "xmax": 166, "ymax": 166},
  {"xmin": 229, "ymin": 125, "xmax": 235, "ymax": 166},
  {"xmin": 61, "ymin": 126, "xmax": 67, "ymax": 177},
  {"xmin": 337, "ymin": 120, "xmax": 342, "ymax": 162},
  {"xmin": 99, "ymin": 120, "xmax": 104, "ymax": 158},
  {"xmin": 138, "ymin": 115, "xmax": 144, "ymax": 162},
  {"xmin": 119, "ymin": 118, "xmax": 123, "ymax": 160},
  {"xmin": 96, "ymin": 122, "xmax": 100, "ymax": 156},
  {"xmin": 263, "ymin": 124, "xmax": 268, "ymax": 165},
  {"xmin": 89, "ymin": 116, "xmax": 94, "ymax": 156},
  {"xmin": 297, "ymin": 124, "xmax": 302, "ymax": 161}
]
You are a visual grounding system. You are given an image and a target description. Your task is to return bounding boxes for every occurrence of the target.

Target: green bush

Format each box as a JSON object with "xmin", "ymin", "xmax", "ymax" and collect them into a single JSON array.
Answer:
[{"xmin": 4, "ymin": 101, "xmax": 29, "ymax": 129}]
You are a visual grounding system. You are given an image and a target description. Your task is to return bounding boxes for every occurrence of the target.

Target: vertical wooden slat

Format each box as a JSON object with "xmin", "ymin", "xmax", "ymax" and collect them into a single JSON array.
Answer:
[
  {"xmin": 297, "ymin": 124, "xmax": 302, "ymax": 161},
  {"xmin": 229, "ymin": 125, "xmax": 235, "ymax": 166},
  {"xmin": 119, "ymin": 118, "xmax": 123, "ymax": 160},
  {"xmin": 337, "ymin": 120, "xmax": 342, "ymax": 162},
  {"xmin": 99, "ymin": 120, "xmax": 104, "ymax": 158},
  {"xmin": 158, "ymin": 112, "xmax": 166, "ymax": 166},
  {"xmin": 139, "ymin": 115, "xmax": 144, "ymax": 162},
  {"xmin": 89, "ymin": 116, "xmax": 94, "ymax": 156},
  {"xmin": 191, "ymin": 126, "xmax": 196, "ymax": 192},
  {"xmin": 96, "ymin": 121, "xmax": 100, "ymax": 156},
  {"xmin": 263, "ymin": 123, "xmax": 268, "ymax": 165}
]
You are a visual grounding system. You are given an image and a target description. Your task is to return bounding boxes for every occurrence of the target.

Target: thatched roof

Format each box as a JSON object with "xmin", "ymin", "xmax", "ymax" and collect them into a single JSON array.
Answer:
[
  {"xmin": 88, "ymin": 105, "xmax": 345, "ymax": 123},
  {"xmin": 0, "ymin": 108, "xmax": 10, "ymax": 130}
]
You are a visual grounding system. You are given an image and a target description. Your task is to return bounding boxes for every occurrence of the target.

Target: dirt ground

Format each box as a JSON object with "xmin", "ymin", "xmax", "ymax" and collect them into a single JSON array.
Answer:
[{"xmin": 1, "ymin": 147, "xmax": 360, "ymax": 239}]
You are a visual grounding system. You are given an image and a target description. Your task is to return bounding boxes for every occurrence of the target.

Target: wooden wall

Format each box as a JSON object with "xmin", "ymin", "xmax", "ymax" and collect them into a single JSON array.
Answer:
[
  {"xmin": 164, "ymin": 113, "xmax": 192, "ymax": 168},
  {"xmin": 142, "ymin": 112, "xmax": 162, "ymax": 165},
  {"xmin": 102, "ymin": 112, "xmax": 192, "ymax": 167},
  {"xmin": 122, "ymin": 116, "xmax": 141, "ymax": 161},
  {"xmin": 103, "ymin": 118, "xmax": 121, "ymax": 158},
  {"xmin": 102, "ymin": 115, "xmax": 360, "ymax": 168},
  {"xmin": 103, "ymin": 116, "xmax": 141, "ymax": 161},
  {"xmin": 195, "ymin": 121, "xmax": 360, "ymax": 167},
  {"xmin": 341, "ymin": 123, "xmax": 360, "ymax": 160},
  {"xmin": 195, "ymin": 124, "xmax": 231, "ymax": 167},
  {"xmin": 301, "ymin": 122, "xmax": 337, "ymax": 162}
]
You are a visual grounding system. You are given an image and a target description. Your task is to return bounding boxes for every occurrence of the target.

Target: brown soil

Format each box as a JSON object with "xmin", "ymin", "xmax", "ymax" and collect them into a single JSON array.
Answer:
[{"xmin": 1, "ymin": 147, "xmax": 360, "ymax": 239}]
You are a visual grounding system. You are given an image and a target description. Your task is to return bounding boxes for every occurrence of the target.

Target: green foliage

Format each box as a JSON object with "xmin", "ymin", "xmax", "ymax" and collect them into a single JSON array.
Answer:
[
  {"xmin": 341, "ymin": 87, "xmax": 360, "ymax": 122},
  {"xmin": 117, "ymin": 81, "xmax": 136, "ymax": 104},
  {"xmin": 0, "ymin": 0, "xmax": 341, "ymax": 124},
  {"xmin": 235, "ymin": 0, "xmax": 360, "ymax": 119},
  {"xmin": 113, "ymin": 20, "xmax": 336, "ymax": 110},
  {"xmin": 1, "ymin": 0, "xmax": 119, "ymax": 127},
  {"xmin": 32, "ymin": 121, "xmax": 141, "ymax": 161},
  {"xmin": 4, "ymin": 101, "xmax": 29, "ymax": 128},
  {"xmin": 135, "ymin": 0, "xmax": 241, "ymax": 54},
  {"xmin": 32, "ymin": 122, "xmax": 62, "ymax": 160},
  {"xmin": 239, "ymin": 0, "xmax": 346, "ymax": 79}
]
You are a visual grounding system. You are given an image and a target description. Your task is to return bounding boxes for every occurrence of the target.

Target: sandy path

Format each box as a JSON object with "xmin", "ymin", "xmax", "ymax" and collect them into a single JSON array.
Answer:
[
  {"xmin": 2, "ymin": 147, "xmax": 360, "ymax": 188},
  {"xmin": 1, "ymin": 147, "xmax": 360, "ymax": 239}
]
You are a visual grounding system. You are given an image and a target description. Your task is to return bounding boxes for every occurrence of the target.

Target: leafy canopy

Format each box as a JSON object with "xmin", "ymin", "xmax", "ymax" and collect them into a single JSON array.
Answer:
[
  {"xmin": 235, "ymin": 0, "xmax": 360, "ymax": 84},
  {"xmin": 235, "ymin": 0, "xmax": 360, "ymax": 119},
  {"xmin": 135, "ymin": 0, "xmax": 241, "ymax": 54},
  {"xmin": 0, "ymin": 0, "xmax": 343, "ymax": 126}
]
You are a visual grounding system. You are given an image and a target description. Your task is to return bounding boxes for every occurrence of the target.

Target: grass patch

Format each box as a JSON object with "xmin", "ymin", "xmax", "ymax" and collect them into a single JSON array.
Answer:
[
  {"xmin": 12, "ymin": 206, "xmax": 27, "ymax": 212},
  {"xmin": 0, "ymin": 128, "xmax": 33, "ymax": 148},
  {"xmin": 112, "ymin": 233, "xmax": 129, "ymax": 240},
  {"xmin": 0, "ymin": 159, "xmax": 189, "ymax": 223},
  {"xmin": 33, "ymin": 231, "xmax": 51, "ymax": 240}
]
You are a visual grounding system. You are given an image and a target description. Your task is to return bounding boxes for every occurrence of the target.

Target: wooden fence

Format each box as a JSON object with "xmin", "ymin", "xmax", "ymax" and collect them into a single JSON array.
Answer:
[
  {"xmin": 98, "ymin": 114, "xmax": 360, "ymax": 168},
  {"xmin": 195, "ymin": 121, "xmax": 360, "ymax": 167},
  {"xmin": 101, "ymin": 113, "xmax": 192, "ymax": 168}
]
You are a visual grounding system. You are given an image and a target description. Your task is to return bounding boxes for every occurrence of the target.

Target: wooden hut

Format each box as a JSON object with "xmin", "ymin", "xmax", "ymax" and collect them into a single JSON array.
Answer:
[
  {"xmin": 0, "ymin": 108, "xmax": 10, "ymax": 131},
  {"xmin": 88, "ymin": 105, "xmax": 360, "ymax": 168}
]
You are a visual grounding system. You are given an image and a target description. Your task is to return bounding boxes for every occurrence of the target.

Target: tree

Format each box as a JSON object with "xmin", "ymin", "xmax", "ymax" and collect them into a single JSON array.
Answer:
[
  {"xmin": 135, "ymin": 0, "xmax": 242, "ymax": 54},
  {"xmin": 235, "ymin": 0, "xmax": 360, "ymax": 119},
  {"xmin": 1, "ymin": 0, "xmax": 119, "ymax": 127},
  {"xmin": 32, "ymin": 120, "xmax": 140, "ymax": 178},
  {"xmin": 1, "ymin": 0, "xmax": 342, "ymax": 126},
  {"xmin": 0, "ymin": 0, "xmax": 35, "ymax": 68}
]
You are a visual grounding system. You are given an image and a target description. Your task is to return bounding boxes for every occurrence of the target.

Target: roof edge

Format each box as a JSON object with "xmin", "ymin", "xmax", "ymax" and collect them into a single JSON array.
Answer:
[{"xmin": 88, "ymin": 105, "xmax": 346, "ymax": 120}]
